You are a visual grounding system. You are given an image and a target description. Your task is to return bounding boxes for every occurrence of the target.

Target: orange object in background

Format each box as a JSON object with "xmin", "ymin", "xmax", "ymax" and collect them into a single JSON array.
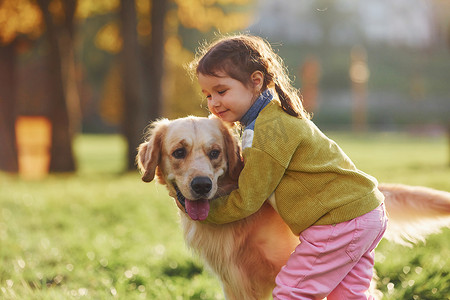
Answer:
[
  {"xmin": 350, "ymin": 45, "xmax": 370, "ymax": 132},
  {"xmin": 15, "ymin": 116, "xmax": 52, "ymax": 179},
  {"xmin": 300, "ymin": 56, "xmax": 321, "ymax": 114}
]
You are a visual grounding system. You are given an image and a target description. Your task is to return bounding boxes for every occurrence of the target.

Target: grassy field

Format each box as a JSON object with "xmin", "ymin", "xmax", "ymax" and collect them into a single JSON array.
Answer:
[{"xmin": 1, "ymin": 133, "xmax": 449, "ymax": 299}]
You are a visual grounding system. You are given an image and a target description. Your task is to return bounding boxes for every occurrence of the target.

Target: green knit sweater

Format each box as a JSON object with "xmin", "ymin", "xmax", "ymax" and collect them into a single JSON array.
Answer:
[{"xmin": 206, "ymin": 101, "xmax": 384, "ymax": 235}]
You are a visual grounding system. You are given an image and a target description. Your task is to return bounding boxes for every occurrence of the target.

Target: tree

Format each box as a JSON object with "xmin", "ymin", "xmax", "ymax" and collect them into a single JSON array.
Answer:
[
  {"xmin": 0, "ymin": 0, "xmax": 81, "ymax": 173},
  {"xmin": 0, "ymin": 0, "xmax": 42, "ymax": 173},
  {"xmin": 147, "ymin": 0, "xmax": 167, "ymax": 120},
  {"xmin": 36, "ymin": 0, "xmax": 77, "ymax": 172},
  {"xmin": 118, "ymin": 0, "xmax": 168, "ymax": 170},
  {"xmin": 120, "ymin": 0, "xmax": 149, "ymax": 171},
  {"xmin": 0, "ymin": 42, "xmax": 18, "ymax": 172}
]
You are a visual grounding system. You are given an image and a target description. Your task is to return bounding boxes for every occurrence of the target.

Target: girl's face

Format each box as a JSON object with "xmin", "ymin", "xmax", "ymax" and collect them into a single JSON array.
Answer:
[{"xmin": 198, "ymin": 71, "xmax": 261, "ymax": 123}]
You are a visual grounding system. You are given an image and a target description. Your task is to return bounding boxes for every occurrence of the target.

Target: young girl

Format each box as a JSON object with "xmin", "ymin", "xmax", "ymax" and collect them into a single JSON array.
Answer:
[{"xmin": 190, "ymin": 34, "xmax": 387, "ymax": 300}]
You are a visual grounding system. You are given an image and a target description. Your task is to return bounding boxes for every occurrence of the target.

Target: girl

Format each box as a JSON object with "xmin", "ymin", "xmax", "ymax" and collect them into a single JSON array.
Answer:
[{"xmin": 190, "ymin": 34, "xmax": 387, "ymax": 300}]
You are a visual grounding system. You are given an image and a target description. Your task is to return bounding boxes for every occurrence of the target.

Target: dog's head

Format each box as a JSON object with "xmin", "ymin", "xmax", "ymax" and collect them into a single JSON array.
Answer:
[{"xmin": 137, "ymin": 116, "xmax": 243, "ymax": 220}]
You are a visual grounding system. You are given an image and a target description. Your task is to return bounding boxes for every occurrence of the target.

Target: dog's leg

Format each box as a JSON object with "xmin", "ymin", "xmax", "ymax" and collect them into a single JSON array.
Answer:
[
  {"xmin": 222, "ymin": 283, "xmax": 238, "ymax": 300},
  {"xmin": 220, "ymin": 267, "xmax": 258, "ymax": 300}
]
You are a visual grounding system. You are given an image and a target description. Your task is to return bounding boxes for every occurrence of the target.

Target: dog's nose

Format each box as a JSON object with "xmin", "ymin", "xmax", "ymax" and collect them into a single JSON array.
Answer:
[{"xmin": 191, "ymin": 177, "xmax": 212, "ymax": 196}]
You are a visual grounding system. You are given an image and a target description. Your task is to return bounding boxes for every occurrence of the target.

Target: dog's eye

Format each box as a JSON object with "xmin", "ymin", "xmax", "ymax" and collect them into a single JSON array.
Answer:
[
  {"xmin": 209, "ymin": 149, "xmax": 220, "ymax": 160},
  {"xmin": 172, "ymin": 148, "xmax": 186, "ymax": 159}
]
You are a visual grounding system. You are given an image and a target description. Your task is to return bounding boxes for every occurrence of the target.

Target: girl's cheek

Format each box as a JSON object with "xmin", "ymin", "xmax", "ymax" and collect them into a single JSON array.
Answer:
[
  {"xmin": 207, "ymin": 103, "xmax": 215, "ymax": 114},
  {"xmin": 206, "ymin": 105, "xmax": 215, "ymax": 115}
]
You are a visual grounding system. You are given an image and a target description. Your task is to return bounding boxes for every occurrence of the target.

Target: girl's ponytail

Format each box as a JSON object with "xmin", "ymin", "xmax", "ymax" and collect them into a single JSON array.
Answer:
[
  {"xmin": 273, "ymin": 72, "xmax": 310, "ymax": 120},
  {"xmin": 275, "ymin": 83, "xmax": 301, "ymax": 118}
]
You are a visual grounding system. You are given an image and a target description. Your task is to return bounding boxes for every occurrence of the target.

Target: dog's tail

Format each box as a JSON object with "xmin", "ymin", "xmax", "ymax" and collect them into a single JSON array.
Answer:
[{"xmin": 380, "ymin": 183, "xmax": 450, "ymax": 246}]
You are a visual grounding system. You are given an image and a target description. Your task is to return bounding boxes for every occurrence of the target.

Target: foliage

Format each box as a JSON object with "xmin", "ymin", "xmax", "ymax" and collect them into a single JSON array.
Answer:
[
  {"xmin": 173, "ymin": 0, "xmax": 252, "ymax": 33},
  {"xmin": 76, "ymin": 0, "xmax": 119, "ymax": 19},
  {"xmin": 0, "ymin": 0, "xmax": 255, "ymax": 135},
  {"xmin": 0, "ymin": 0, "xmax": 42, "ymax": 44},
  {"xmin": 96, "ymin": 0, "xmax": 255, "ymax": 123},
  {"xmin": 0, "ymin": 133, "xmax": 449, "ymax": 299},
  {"xmin": 163, "ymin": 36, "xmax": 209, "ymax": 119}
]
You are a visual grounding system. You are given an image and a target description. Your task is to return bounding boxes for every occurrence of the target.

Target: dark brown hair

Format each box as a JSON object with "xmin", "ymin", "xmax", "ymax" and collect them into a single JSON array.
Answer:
[{"xmin": 190, "ymin": 34, "xmax": 310, "ymax": 119}]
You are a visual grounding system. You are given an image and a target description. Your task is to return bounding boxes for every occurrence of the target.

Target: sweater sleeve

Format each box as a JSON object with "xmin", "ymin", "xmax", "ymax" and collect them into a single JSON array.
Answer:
[{"xmin": 204, "ymin": 146, "xmax": 286, "ymax": 224}]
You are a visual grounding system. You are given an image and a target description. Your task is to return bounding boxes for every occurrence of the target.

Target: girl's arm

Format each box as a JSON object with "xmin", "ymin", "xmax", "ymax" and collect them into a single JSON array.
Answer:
[{"xmin": 204, "ymin": 147, "xmax": 286, "ymax": 224}]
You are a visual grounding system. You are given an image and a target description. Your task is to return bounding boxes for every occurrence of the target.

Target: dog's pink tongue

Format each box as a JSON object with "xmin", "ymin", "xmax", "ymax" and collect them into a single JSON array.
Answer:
[{"xmin": 185, "ymin": 199, "xmax": 210, "ymax": 221}]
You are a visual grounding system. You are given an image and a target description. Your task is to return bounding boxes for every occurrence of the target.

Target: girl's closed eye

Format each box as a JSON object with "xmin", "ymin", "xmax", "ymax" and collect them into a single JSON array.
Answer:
[{"xmin": 205, "ymin": 90, "xmax": 227, "ymax": 100}]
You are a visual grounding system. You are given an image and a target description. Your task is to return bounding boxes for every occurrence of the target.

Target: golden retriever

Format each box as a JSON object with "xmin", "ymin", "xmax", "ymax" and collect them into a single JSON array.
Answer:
[{"xmin": 137, "ymin": 116, "xmax": 450, "ymax": 300}]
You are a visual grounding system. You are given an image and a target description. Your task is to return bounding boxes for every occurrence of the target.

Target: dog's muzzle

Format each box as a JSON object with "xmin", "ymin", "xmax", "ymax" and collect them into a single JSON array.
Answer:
[
  {"xmin": 173, "ymin": 177, "xmax": 212, "ymax": 221},
  {"xmin": 191, "ymin": 176, "xmax": 212, "ymax": 197}
]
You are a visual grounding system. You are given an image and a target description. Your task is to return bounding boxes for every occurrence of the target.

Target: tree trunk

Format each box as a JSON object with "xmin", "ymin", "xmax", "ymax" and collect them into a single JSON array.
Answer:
[
  {"xmin": 37, "ymin": 0, "xmax": 76, "ymax": 172},
  {"xmin": 147, "ymin": 0, "xmax": 167, "ymax": 120},
  {"xmin": 0, "ymin": 43, "xmax": 18, "ymax": 172},
  {"xmin": 61, "ymin": 0, "xmax": 82, "ymax": 136},
  {"xmin": 120, "ymin": 0, "xmax": 148, "ymax": 171}
]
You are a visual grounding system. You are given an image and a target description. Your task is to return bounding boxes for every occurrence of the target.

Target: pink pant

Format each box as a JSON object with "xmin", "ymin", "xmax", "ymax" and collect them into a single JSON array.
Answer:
[{"xmin": 273, "ymin": 204, "xmax": 387, "ymax": 300}]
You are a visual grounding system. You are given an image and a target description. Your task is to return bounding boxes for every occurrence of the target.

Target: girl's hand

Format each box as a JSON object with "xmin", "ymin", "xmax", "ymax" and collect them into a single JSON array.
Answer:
[{"xmin": 214, "ymin": 183, "xmax": 238, "ymax": 199}]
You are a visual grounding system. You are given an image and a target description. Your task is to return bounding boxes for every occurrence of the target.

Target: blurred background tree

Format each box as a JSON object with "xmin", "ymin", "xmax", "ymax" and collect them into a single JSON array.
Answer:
[
  {"xmin": 0, "ymin": 0, "xmax": 448, "ymax": 174},
  {"xmin": 35, "ymin": 0, "xmax": 78, "ymax": 172},
  {"xmin": 0, "ymin": 0, "xmax": 42, "ymax": 173}
]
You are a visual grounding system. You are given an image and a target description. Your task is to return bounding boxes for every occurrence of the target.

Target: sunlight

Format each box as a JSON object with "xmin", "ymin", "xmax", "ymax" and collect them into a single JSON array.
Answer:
[
  {"xmin": 0, "ymin": 0, "xmax": 41, "ymax": 43},
  {"xmin": 95, "ymin": 22, "xmax": 122, "ymax": 54}
]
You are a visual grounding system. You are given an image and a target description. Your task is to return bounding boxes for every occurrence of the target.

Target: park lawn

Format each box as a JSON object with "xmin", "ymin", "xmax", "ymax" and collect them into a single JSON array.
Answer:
[{"xmin": 0, "ymin": 132, "xmax": 449, "ymax": 300}]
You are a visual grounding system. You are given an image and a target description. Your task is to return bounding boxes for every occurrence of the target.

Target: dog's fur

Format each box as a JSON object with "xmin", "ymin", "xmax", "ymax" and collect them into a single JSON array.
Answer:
[{"xmin": 137, "ymin": 116, "xmax": 450, "ymax": 300}]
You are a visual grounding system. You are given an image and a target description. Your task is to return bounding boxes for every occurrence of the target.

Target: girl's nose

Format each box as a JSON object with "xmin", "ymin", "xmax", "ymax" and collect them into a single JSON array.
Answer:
[{"xmin": 209, "ymin": 96, "xmax": 220, "ymax": 107}]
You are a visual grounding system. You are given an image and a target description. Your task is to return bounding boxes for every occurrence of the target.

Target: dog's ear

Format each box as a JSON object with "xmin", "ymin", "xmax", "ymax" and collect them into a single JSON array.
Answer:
[
  {"xmin": 217, "ymin": 119, "xmax": 244, "ymax": 180},
  {"xmin": 136, "ymin": 119, "xmax": 168, "ymax": 182}
]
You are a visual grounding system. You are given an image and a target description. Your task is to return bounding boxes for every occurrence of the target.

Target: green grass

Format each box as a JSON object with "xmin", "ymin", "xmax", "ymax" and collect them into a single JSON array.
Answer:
[{"xmin": 1, "ymin": 133, "xmax": 449, "ymax": 299}]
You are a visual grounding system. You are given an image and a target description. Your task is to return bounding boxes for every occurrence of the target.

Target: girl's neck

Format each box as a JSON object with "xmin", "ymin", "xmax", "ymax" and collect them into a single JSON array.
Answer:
[{"xmin": 239, "ymin": 89, "xmax": 273, "ymax": 128}]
